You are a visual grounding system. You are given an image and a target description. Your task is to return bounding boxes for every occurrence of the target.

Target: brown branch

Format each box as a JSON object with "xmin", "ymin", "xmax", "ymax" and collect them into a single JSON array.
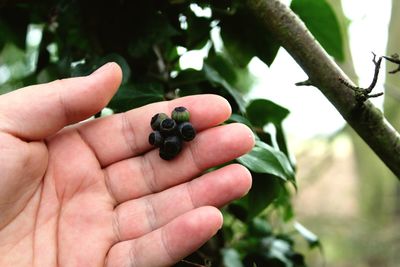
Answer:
[
  {"xmin": 245, "ymin": 0, "xmax": 400, "ymax": 179},
  {"xmin": 383, "ymin": 53, "xmax": 400, "ymax": 74},
  {"xmin": 339, "ymin": 52, "xmax": 384, "ymax": 104}
]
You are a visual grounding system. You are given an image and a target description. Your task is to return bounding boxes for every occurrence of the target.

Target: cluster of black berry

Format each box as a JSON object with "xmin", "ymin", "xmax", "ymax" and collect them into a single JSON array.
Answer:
[{"xmin": 149, "ymin": 107, "xmax": 196, "ymax": 160}]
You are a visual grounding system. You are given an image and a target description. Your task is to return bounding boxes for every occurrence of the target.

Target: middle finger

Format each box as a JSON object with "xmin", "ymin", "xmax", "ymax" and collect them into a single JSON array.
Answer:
[{"xmin": 104, "ymin": 123, "xmax": 254, "ymax": 204}]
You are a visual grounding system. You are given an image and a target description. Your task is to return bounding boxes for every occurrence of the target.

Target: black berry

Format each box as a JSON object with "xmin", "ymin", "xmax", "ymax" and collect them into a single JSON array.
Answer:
[
  {"xmin": 177, "ymin": 122, "xmax": 196, "ymax": 141},
  {"xmin": 149, "ymin": 106, "xmax": 196, "ymax": 160},
  {"xmin": 151, "ymin": 113, "xmax": 168, "ymax": 130},
  {"xmin": 159, "ymin": 135, "xmax": 182, "ymax": 160},
  {"xmin": 160, "ymin": 118, "xmax": 177, "ymax": 135},
  {"xmin": 148, "ymin": 131, "xmax": 164, "ymax": 147}
]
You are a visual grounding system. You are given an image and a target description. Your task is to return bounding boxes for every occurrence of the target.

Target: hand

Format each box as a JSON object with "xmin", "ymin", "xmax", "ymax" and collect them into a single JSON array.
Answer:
[{"xmin": 0, "ymin": 63, "xmax": 254, "ymax": 267}]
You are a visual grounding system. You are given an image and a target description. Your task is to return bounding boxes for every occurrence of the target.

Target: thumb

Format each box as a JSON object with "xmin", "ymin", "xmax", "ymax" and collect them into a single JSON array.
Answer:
[{"xmin": 0, "ymin": 62, "xmax": 122, "ymax": 140}]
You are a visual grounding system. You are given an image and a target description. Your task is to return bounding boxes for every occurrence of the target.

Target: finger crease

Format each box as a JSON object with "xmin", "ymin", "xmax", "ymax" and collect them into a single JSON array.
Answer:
[
  {"xmin": 187, "ymin": 143, "xmax": 202, "ymax": 175},
  {"xmin": 112, "ymin": 207, "xmax": 122, "ymax": 243},
  {"xmin": 144, "ymin": 197, "xmax": 158, "ymax": 231},
  {"xmin": 103, "ymin": 168, "xmax": 118, "ymax": 204},
  {"xmin": 121, "ymin": 112, "xmax": 139, "ymax": 156},
  {"xmin": 57, "ymin": 88, "xmax": 70, "ymax": 126},
  {"xmin": 140, "ymin": 155, "xmax": 158, "ymax": 194},
  {"xmin": 185, "ymin": 181, "xmax": 197, "ymax": 209},
  {"xmin": 76, "ymin": 128, "xmax": 102, "ymax": 165},
  {"xmin": 161, "ymin": 226, "xmax": 176, "ymax": 263},
  {"xmin": 129, "ymin": 241, "xmax": 139, "ymax": 267}
]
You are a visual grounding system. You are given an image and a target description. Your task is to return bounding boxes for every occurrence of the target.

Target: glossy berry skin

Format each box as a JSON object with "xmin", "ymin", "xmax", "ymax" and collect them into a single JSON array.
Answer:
[
  {"xmin": 171, "ymin": 106, "xmax": 190, "ymax": 122},
  {"xmin": 151, "ymin": 113, "xmax": 168, "ymax": 130},
  {"xmin": 159, "ymin": 118, "xmax": 177, "ymax": 135},
  {"xmin": 148, "ymin": 131, "xmax": 164, "ymax": 147},
  {"xmin": 159, "ymin": 135, "xmax": 182, "ymax": 160},
  {"xmin": 159, "ymin": 149, "xmax": 175, "ymax": 161},
  {"xmin": 164, "ymin": 135, "xmax": 182, "ymax": 155},
  {"xmin": 177, "ymin": 122, "xmax": 196, "ymax": 141},
  {"xmin": 149, "ymin": 107, "xmax": 196, "ymax": 160}
]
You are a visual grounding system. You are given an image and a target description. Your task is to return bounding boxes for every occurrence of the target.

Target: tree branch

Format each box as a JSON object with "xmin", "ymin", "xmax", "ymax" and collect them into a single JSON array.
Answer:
[
  {"xmin": 339, "ymin": 52, "xmax": 384, "ymax": 105},
  {"xmin": 383, "ymin": 53, "xmax": 400, "ymax": 74},
  {"xmin": 245, "ymin": 0, "xmax": 400, "ymax": 179}
]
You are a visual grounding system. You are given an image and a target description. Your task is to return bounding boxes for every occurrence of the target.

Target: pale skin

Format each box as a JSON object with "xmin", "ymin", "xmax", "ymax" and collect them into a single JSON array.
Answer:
[{"xmin": 0, "ymin": 63, "xmax": 255, "ymax": 267}]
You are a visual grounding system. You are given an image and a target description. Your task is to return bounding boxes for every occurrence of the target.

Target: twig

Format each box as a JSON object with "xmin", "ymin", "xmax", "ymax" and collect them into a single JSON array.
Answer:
[
  {"xmin": 295, "ymin": 79, "xmax": 313, "ymax": 86},
  {"xmin": 339, "ymin": 52, "xmax": 384, "ymax": 104},
  {"xmin": 383, "ymin": 53, "xmax": 400, "ymax": 74}
]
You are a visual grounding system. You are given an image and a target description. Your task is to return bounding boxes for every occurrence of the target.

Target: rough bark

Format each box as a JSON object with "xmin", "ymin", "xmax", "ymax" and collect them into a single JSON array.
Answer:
[
  {"xmin": 245, "ymin": 0, "xmax": 400, "ymax": 179},
  {"xmin": 385, "ymin": 0, "xmax": 400, "ymax": 215}
]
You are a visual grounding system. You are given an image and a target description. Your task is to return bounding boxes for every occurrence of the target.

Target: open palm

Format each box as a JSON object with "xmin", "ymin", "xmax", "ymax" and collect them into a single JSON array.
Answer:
[{"xmin": 0, "ymin": 63, "xmax": 254, "ymax": 267}]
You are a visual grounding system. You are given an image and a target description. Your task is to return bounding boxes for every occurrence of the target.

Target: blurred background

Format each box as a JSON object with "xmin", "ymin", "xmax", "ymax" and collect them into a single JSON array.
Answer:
[
  {"xmin": 256, "ymin": 0, "xmax": 400, "ymax": 266},
  {"xmin": 1, "ymin": 0, "xmax": 399, "ymax": 266}
]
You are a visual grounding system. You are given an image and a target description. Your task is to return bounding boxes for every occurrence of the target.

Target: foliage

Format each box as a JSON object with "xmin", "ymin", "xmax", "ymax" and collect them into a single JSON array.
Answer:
[{"xmin": 0, "ymin": 0, "xmax": 343, "ymax": 265}]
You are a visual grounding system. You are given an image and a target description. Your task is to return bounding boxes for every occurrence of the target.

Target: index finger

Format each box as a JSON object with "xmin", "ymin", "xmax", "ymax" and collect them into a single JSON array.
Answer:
[
  {"xmin": 0, "ymin": 63, "xmax": 122, "ymax": 140},
  {"xmin": 75, "ymin": 94, "xmax": 232, "ymax": 167}
]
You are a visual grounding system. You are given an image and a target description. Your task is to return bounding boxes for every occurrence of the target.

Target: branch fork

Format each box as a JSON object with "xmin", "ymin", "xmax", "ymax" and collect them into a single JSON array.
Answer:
[{"xmin": 340, "ymin": 53, "xmax": 383, "ymax": 104}]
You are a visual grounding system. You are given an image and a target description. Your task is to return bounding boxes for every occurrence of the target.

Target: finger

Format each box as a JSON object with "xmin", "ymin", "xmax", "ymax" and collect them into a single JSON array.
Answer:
[
  {"xmin": 104, "ymin": 123, "xmax": 255, "ymax": 203},
  {"xmin": 106, "ymin": 206, "xmax": 222, "ymax": 267},
  {"xmin": 0, "ymin": 62, "xmax": 122, "ymax": 140},
  {"xmin": 76, "ymin": 94, "xmax": 231, "ymax": 166},
  {"xmin": 113, "ymin": 164, "xmax": 251, "ymax": 242}
]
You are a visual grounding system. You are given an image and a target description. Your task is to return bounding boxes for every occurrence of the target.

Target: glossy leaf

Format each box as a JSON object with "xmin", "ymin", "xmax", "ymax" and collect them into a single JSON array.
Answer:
[
  {"xmin": 249, "ymin": 217, "xmax": 272, "ymax": 237},
  {"xmin": 203, "ymin": 63, "xmax": 247, "ymax": 113},
  {"xmin": 291, "ymin": 0, "xmax": 344, "ymax": 61},
  {"xmin": 171, "ymin": 68, "xmax": 207, "ymax": 88},
  {"xmin": 205, "ymin": 50, "xmax": 256, "ymax": 94},
  {"xmin": 108, "ymin": 83, "xmax": 164, "ymax": 113},
  {"xmin": 243, "ymin": 172, "xmax": 282, "ymax": 220},
  {"xmin": 170, "ymin": 69, "xmax": 207, "ymax": 97},
  {"xmin": 227, "ymin": 114, "xmax": 253, "ymax": 128},
  {"xmin": 205, "ymin": 52, "xmax": 238, "ymax": 88},
  {"xmin": 246, "ymin": 99, "xmax": 289, "ymax": 128},
  {"xmin": 186, "ymin": 14, "xmax": 211, "ymax": 49},
  {"xmin": 237, "ymin": 141, "xmax": 295, "ymax": 184},
  {"xmin": 219, "ymin": 4, "xmax": 280, "ymax": 66}
]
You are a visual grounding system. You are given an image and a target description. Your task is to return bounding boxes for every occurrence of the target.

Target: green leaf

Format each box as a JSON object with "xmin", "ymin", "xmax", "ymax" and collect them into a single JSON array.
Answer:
[
  {"xmin": 274, "ymin": 185, "xmax": 295, "ymax": 221},
  {"xmin": 291, "ymin": 0, "xmax": 344, "ymax": 61},
  {"xmin": 219, "ymin": 5, "xmax": 280, "ymax": 66},
  {"xmin": 246, "ymin": 173, "xmax": 282, "ymax": 219},
  {"xmin": 171, "ymin": 68, "xmax": 207, "ymax": 88},
  {"xmin": 237, "ymin": 141, "xmax": 295, "ymax": 184},
  {"xmin": 227, "ymin": 202, "xmax": 248, "ymax": 222},
  {"xmin": 203, "ymin": 62, "xmax": 247, "ymax": 113},
  {"xmin": 249, "ymin": 217, "xmax": 272, "ymax": 237},
  {"xmin": 186, "ymin": 14, "xmax": 211, "ymax": 49},
  {"xmin": 127, "ymin": 10, "xmax": 179, "ymax": 58},
  {"xmin": 0, "ymin": 7, "xmax": 30, "ymax": 50},
  {"xmin": 221, "ymin": 248, "xmax": 244, "ymax": 267},
  {"xmin": 228, "ymin": 172, "xmax": 282, "ymax": 221},
  {"xmin": 246, "ymin": 99, "xmax": 289, "ymax": 128},
  {"xmin": 205, "ymin": 50, "xmax": 256, "ymax": 94},
  {"xmin": 108, "ymin": 82, "xmax": 164, "ymax": 113},
  {"xmin": 204, "ymin": 52, "xmax": 238, "ymax": 87},
  {"xmin": 227, "ymin": 114, "xmax": 253, "ymax": 128}
]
